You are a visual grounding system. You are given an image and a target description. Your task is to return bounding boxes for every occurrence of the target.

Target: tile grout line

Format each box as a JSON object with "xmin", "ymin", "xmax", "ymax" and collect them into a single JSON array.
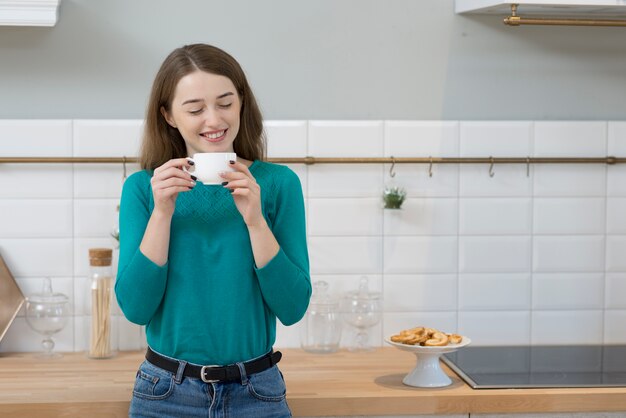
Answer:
[
  {"xmin": 456, "ymin": 121, "xmax": 461, "ymax": 334},
  {"xmin": 602, "ymin": 121, "xmax": 609, "ymax": 344},
  {"xmin": 529, "ymin": 121, "xmax": 535, "ymax": 345}
]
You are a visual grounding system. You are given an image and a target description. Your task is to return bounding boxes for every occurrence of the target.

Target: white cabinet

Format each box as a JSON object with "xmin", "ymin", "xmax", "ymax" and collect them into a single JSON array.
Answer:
[
  {"xmin": 0, "ymin": 0, "xmax": 61, "ymax": 26},
  {"xmin": 456, "ymin": 0, "xmax": 626, "ymax": 16}
]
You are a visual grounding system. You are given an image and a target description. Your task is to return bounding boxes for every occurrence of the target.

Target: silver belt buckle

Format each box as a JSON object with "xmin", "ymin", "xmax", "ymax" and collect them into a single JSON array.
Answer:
[{"xmin": 200, "ymin": 365, "xmax": 220, "ymax": 383}]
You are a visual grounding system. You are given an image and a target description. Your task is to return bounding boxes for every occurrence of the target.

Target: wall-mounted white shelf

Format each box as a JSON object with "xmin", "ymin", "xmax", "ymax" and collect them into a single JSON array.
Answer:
[
  {"xmin": 456, "ymin": 0, "xmax": 626, "ymax": 16},
  {"xmin": 0, "ymin": 0, "xmax": 61, "ymax": 27}
]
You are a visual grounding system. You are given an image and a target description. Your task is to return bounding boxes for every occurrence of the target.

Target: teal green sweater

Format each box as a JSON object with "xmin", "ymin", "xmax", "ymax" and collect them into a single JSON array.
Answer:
[{"xmin": 115, "ymin": 161, "xmax": 311, "ymax": 365}]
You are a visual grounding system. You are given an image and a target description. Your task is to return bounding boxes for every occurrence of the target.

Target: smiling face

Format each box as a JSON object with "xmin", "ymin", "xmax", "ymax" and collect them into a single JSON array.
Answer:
[{"xmin": 161, "ymin": 70, "xmax": 241, "ymax": 157}]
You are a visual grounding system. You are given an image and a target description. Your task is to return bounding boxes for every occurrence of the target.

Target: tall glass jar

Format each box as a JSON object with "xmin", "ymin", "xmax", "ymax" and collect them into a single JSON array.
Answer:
[
  {"xmin": 300, "ymin": 280, "xmax": 342, "ymax": 354},
  {"xmin": 85, "ymin": 248, "xmax": 118, "ymax": 358}
]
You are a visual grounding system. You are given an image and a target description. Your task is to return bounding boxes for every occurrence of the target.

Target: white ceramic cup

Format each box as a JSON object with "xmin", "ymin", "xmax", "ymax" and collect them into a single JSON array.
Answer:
[{"xmin": 186, "ymin": 152, "xmax": 236, "ymax": 185}]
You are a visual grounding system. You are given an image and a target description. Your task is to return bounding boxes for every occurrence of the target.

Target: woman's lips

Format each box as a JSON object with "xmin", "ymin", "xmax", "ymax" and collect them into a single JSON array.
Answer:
[{"xmin": 201, "ymin": 129, "xmax": 227, "ymax": 142}]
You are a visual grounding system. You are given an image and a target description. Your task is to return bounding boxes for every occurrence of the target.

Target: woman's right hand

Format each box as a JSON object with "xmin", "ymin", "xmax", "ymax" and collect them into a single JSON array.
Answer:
[{"xmin": 150, "ymin": 158, "xmax": 195, "ymax": 216}]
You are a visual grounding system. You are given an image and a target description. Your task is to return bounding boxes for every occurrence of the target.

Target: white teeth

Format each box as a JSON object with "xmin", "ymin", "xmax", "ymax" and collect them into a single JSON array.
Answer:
[{"xmin": 205, "ymin": 130, "xmax": 225, "ymax": 139}]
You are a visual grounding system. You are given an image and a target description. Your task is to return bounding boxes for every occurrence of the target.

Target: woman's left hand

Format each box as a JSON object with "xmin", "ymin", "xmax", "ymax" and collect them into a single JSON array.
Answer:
[{"xmin": 221, "ymin": 160, "xmax": 265, "ymax": 227}]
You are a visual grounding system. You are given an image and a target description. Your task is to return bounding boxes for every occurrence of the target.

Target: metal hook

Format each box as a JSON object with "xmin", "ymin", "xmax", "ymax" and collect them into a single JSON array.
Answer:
[
  {"xmin": 488, "ymin": 156, "xmax": 495, "ymax": 178},
  {"xmin": 428, "ymin": 156, "xmax": 434, "ymax": 178},
  {"xmin": 389, "ymin": 156, "xmax": 396, "ymax": 178},
  {"xmin": 122, "ymin": 156, "xmax": 127, "ymax": 181},
  {"xmin": 526, "ymin": 156, "xmax": 531, "ymax": 178}
]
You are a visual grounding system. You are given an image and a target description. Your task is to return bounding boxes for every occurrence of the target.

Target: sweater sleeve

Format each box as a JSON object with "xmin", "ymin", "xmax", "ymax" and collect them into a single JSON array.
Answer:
[
  {"xmin": 254, "ymin": 167, "xmax": 312, "ymax": 326},
  {"xmin": 114, "ymin": 172, "xmax": 168, "ymax": 325}
]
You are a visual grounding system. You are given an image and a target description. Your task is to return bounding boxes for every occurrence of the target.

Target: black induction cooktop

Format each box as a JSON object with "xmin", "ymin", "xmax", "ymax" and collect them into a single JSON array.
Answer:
[{"xmin": 441, "ymin": 345, "xmax": 626, "ymax": 389}]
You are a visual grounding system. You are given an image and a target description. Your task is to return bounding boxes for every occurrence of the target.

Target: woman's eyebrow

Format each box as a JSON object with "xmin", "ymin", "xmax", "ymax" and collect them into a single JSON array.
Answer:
[
  {"xmin": 182, "ymin": 92, "xmax": 233, "ymax": 106},
  {"xmin": 181, "ymin": 98, "xmax": 203, "ymax": 106}
]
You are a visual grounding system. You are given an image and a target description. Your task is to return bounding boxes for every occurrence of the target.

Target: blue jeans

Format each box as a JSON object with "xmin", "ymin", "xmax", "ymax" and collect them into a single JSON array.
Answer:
[{"xmin": 129, "ymin": 353, "xmax": 292, "ymax": 418}]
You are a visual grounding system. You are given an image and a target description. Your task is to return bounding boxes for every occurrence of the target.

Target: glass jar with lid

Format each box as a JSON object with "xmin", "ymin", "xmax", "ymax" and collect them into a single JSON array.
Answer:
[
  {"xmin": 25, "ymin": 277, "xmax": 70, "ymax": 358},
  {"xmin": 300, "ymin": 280, "xmax": 342, "ymax": 354},
  {"xmin": 341, "ymin": 276, "xmax": 382, "ymax": 352},
  {"xmin": 84, "ymin": 248, "xmax": 118, "ymax": 358}
]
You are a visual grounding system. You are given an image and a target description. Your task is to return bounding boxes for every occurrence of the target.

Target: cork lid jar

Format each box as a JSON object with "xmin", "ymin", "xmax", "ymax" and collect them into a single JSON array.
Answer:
[{"xmin": 89, "ymin": 248, "xmax": 112, "ymax": 267}]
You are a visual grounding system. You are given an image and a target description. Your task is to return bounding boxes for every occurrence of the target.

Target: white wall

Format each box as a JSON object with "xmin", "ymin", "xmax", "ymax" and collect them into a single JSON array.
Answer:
[
  {"xmin": 1, "ymin": 0, "xmax": 626, "ymax": 120},
  {"xmin": 1, "ymin": 119, "xmax": 625, "ymax": 354}
]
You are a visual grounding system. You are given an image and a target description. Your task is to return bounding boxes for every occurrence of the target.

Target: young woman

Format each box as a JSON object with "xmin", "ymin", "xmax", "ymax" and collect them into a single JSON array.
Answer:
[{"xmin": 115, "ymin": 43, "xmax": 311, "ymax": 418}]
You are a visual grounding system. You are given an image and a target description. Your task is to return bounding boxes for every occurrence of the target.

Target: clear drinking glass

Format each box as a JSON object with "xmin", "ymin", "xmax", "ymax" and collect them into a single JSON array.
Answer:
[{"xmin": 25, "ymin": 277, "xmax": 70, "ymax": 358}]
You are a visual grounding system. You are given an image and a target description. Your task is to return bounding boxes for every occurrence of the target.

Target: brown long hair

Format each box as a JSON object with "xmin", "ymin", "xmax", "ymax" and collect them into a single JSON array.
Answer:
[{"xmin": 140, "ymin": 44, "xmax": 266, "ymax": 170}]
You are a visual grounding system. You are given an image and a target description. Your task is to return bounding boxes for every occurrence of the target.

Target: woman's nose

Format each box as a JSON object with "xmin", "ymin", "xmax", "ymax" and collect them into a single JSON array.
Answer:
[{"xmin": 203, "ymin": 109, "xmax": 221, "ymax": 126}]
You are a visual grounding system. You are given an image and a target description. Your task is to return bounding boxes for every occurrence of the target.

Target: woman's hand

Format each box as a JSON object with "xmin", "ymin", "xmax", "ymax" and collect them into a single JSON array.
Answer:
[
  {"xmin": 150, "ymin": 158, "xmax": 195, "ymax": 216},
  {"xmin": 221, "ymin": 160, "xmax": 265, "ymax": 227}
]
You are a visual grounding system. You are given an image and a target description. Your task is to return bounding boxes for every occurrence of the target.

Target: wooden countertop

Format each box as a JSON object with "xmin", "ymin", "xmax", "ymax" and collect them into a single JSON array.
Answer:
[{"xmin": 1, "ymin": 348, "xmax": 625, "ymax": 417}]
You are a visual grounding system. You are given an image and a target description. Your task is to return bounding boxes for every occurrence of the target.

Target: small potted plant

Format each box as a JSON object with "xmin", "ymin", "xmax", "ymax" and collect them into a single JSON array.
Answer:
[{"xmin": 382, "ymin": 186, "xmax": 407, "ymax": 209}]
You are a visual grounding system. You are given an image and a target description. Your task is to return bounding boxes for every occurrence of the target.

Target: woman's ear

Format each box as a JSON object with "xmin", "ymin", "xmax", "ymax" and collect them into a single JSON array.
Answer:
[{"xmin": 160, "ymin": 106, "xmax": 177, "ymax": 128}]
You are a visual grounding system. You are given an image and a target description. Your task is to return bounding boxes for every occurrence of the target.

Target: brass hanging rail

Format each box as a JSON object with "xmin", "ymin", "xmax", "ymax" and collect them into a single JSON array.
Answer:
[
  {"xmin": 0, "ymin": 156, "xmax": 624, "ymax": 165},
  {"xmin": 504, "ymin": 4, "xmax": 626, "ymax": 27}
]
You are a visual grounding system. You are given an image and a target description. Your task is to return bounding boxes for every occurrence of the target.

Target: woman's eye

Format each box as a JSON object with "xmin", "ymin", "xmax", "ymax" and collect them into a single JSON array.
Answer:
[
  {"xmin": 218, "ymin": 103, "xmax": 232, "ymax": 109},
  {"xmin": 189, "ymin": 109, "xmax": 203, "ymax": 115}
]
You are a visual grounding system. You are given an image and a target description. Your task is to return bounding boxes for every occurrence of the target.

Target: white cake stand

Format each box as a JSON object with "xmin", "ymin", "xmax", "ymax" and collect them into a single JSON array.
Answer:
[{"xmin": 385, "ymin": 336, "xmax": 471, "ymax": 388}]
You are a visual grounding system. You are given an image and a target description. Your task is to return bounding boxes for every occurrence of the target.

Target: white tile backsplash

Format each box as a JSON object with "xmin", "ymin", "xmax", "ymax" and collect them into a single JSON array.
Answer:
[
  {"xmin": 534, "ymin": 165, "xmax": 606, "ymax": 197},
  {"xmin": 0, "ymin": 200, "xmax": 72, "ymax": 238},
  {"xmin": 308, "ymin": 198, "xmax": 382, "ymax": 236},
  {"xmin": 606, "ymin": 121, "xmax": 626, "ymax": 196},
  {"xmin": 460, "ymin": 121, "xmax": 531, "ymax": 157},
  {"xmin": 460, "ymin": 164, "xmax": 532, "ymax": 197},
  {"xmin": 607, "ymin": 164, "xmax": 626, "ymax": 197},
  {"xmin": 532, "ymin": 273, "xmax": 604, "ymax": 310},
  {"xmin": 604, "ymin": 310, "xmax": 626, "ymax": 344},
  {"xmin": 308, "ymin": 164, "xmax": 383, "ymax": 198},
  {"xmin": 384, "ymin": 121, "xmax": 459, "ymax": 157},
  {"xmin": 308, "ymin": 121, "xmax": 383, "ymax": 157},
  {"xmin": 0, "ymin": 164, "xmax": 73, "ymax": 198},
  {"xmin": 458, "ymin": 311, "xmax": 531, "ymax": 346},
  {"xmin": 0, "ymin": 120, "xmax": 72, "ymax": 157},
  {"xmin": 73, "ymin": 120, "xmax": 143, "ymax": 157},
  {"xmin": 384, "ymin": 236, "xmax": 458, "ymax": 274},
  {"xmin": 74, "ymin": 199, "xmax": 120, "ymax": 237},
  {"xmin": 459, "ymin": 198, "xmax": 531, "ymax": 235},
  {"xmin": 606, "ymin": 235, "xmax": 626, "ymax": 272},
  {"xmin": 1, "ymin": 119, "xmax": 625, "ymax": 353},
  {"xmin": 531, "ymin": 311, "xmax": 603, "ymax": 345},
  {"xmin": 533, "ymin": 236, "xmax": 605, "ymax": 272},
  {"xmin": 459, "ymin": 236, "xmax": 531, "ymax": 273},
  {"xmin": 73, "ymin": 163, "xmax": 140, "ymax": 199},
  {"xmin": 0, "ymin": 239, "xmax": 73, "ymax": 277},
  {"xmin": 606, "ymin": 273, "xmax": 626, "ymax": 309},
  {"xmin": 608, "ymin": 121, "xmax": 626, "ymax": 155},
  {"xmin": 383, "ymin": 274, "xmax": 457, "ymax": 311},
  {"xmin": 534, "ymin": 121, "xmax": 607, "ymax": 157},
  {"xmin": 264, "ymin": 120, "xmax": 307, "ymax": 158},
  {"xmin": 607, "ymin": 198, "xmax": 626, "ymax": 234},
  {"xmin": 309, "ymin": 236, "xmax": 383, "ymax": 274},
  {"xmin": 533, "ymin": 198, "xmax": 605, "ymax": 235},
  {"xmin": 459, "ymin": 274, "xmax": 531, "ymax": 311},
  {"xmin": 385, "ymin": 163, "xmax": 459, "ymax": 197},
  {"xmin": 384, "ymin": 198, "xmax": 458, "ymax": 236}
]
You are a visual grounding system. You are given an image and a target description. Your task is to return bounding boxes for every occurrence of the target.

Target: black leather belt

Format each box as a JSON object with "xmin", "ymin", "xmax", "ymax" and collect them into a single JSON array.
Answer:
[{"xmin": 145, "ymin": 347, "xmax": 282, "ymax": 383}]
